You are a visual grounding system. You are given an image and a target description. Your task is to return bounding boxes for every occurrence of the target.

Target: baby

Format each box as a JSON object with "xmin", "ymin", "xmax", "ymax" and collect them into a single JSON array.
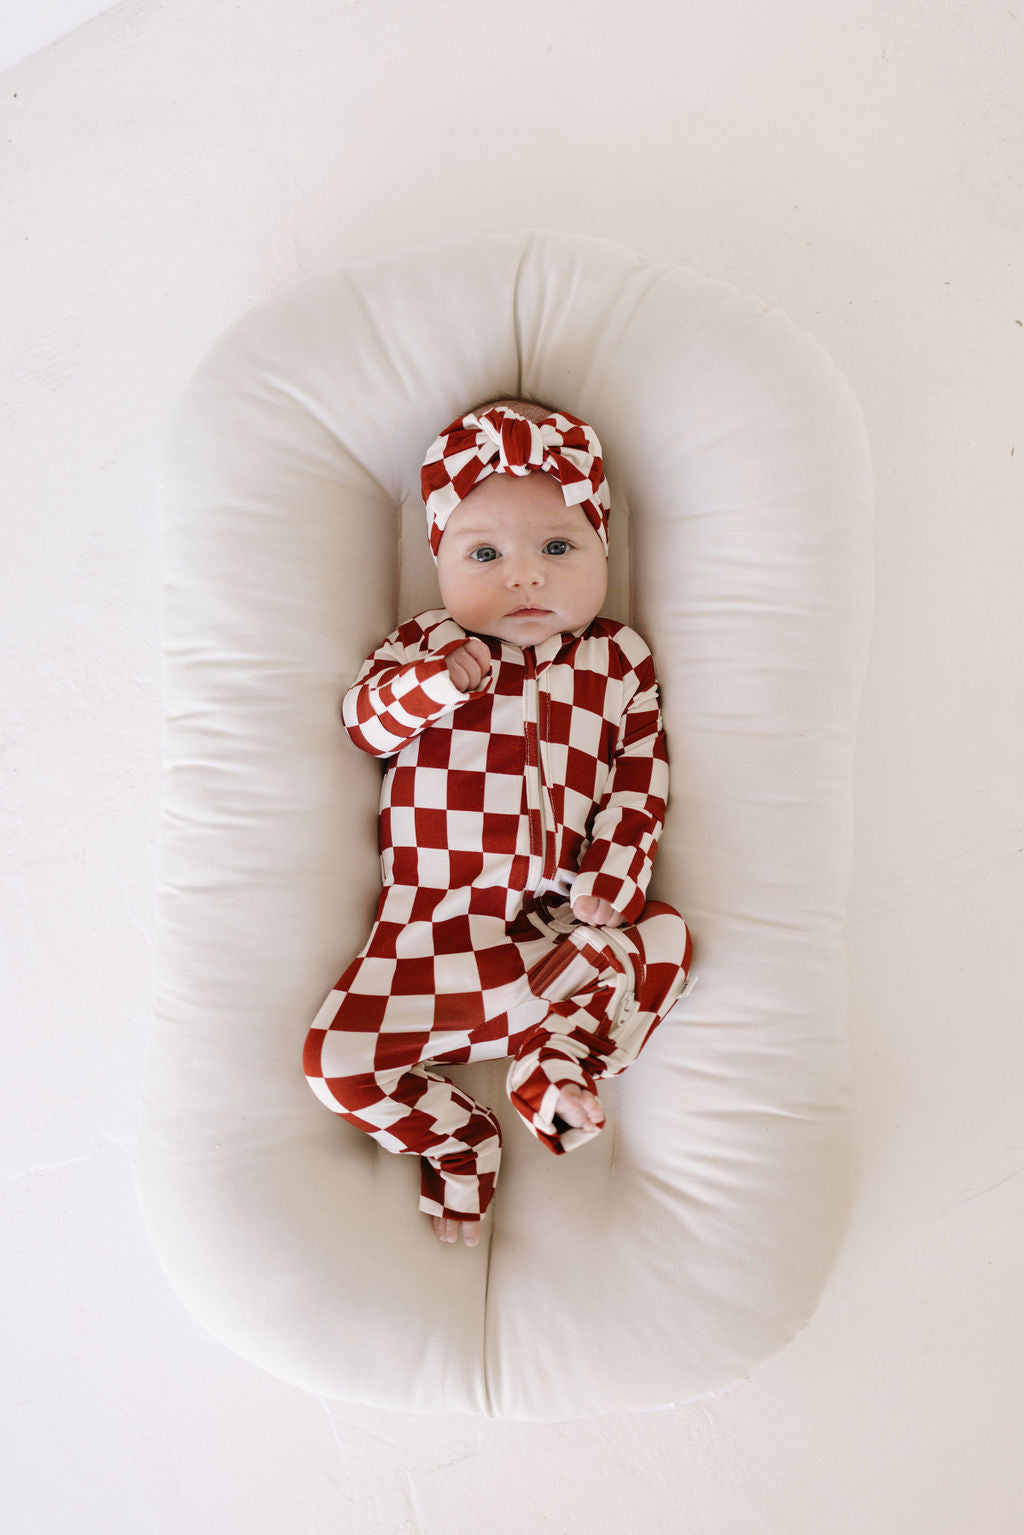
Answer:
[{"xmin": 304, "ymin": 399, "xmax": 692, "ymax": 1246}]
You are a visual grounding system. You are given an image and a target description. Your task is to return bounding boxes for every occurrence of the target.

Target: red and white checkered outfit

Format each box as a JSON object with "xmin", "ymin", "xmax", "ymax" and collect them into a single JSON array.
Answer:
[{"xmin": 303, "ymin": 609, "xmax": 692, "ymax": 1224}]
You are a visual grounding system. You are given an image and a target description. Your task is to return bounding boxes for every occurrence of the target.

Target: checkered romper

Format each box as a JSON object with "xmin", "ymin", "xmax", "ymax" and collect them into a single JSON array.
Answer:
[{"xmin": 303, "ymin": 609, "xmax": 692, "ymax": 1223}]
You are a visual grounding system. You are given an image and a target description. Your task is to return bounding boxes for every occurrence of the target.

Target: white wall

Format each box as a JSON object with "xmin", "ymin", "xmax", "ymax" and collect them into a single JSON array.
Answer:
[
  {"xmin": 0, "ymin": 0, "xmax": 120, "ymax": 74},
  {"xmin": 2, "ymin": 0, "xmax": 1022, "ymax": 1530}
]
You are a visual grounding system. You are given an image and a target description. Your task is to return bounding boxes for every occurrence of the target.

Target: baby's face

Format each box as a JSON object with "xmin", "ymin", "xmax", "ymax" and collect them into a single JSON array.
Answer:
[{"xmin": 436, "ymin": 472, "xmax": 608, "ymax": 648}]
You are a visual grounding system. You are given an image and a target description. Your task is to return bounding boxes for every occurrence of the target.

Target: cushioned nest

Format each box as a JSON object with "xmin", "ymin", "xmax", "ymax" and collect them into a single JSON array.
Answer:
[{"xmin": 136, "ymin": 229, "xmax": 873, "ymax": 1420}]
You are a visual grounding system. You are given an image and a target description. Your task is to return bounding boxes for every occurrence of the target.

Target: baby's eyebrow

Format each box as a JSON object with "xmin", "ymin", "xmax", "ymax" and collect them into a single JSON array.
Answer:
[{"xmin": 452, "ymin": 525, "xmax": 577, "ymax": 541}]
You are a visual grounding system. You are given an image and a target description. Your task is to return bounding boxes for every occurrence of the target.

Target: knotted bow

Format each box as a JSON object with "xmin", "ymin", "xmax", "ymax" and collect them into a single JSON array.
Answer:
[{"xmin": 420, "ymin": 404, "xmax": 610, "ymax": 560}]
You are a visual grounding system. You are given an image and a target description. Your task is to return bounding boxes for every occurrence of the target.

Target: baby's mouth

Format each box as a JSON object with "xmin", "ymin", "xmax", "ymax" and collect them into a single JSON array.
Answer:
[{"xmin": 508, "ymin": 606, "xmax": 551, "ymax": 616}]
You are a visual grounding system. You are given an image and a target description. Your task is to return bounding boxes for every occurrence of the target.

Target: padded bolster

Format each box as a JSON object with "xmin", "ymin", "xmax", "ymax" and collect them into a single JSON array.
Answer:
[{"xmin": 136, "ymin": 230, "xmax": 873, "ymax": 1420}]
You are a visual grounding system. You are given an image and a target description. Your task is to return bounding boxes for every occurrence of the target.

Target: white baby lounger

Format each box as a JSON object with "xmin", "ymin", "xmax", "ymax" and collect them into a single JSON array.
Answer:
[{"xmin": 137, "ymin": 230, "xmax": 873, "ymax": 1420}]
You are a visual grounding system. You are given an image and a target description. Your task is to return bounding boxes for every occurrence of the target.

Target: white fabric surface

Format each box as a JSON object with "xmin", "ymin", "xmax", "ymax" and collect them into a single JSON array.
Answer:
[{"xmin": 135, "ymin": 229, "xmax": 873, "ymax": 1420}]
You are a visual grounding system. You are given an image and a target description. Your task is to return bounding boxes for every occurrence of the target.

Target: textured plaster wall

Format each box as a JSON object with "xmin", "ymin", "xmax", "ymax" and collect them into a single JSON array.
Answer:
[
  {"xmin": 2, "ymin": 0, "xmax": 1022, "ymax": 1530},
  {"xmin": 0, "ymin": 0, "xmax": 120, "ymax": 74}
]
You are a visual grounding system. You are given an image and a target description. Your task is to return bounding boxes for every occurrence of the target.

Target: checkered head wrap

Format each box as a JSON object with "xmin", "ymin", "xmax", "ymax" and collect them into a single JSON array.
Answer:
[{"xmin": 420, "ymin": 404, "xmax": 611, "ymax": 561}]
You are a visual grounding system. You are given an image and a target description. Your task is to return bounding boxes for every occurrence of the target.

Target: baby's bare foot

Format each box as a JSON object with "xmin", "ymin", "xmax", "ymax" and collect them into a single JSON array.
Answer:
[
  {"xmin": 432, "ymin": 1215, "xmax": 481, "ymax": 1247},
  {"xmin": 555, "ymin": 1083, "xmax": 605, "ymax": 1131}
]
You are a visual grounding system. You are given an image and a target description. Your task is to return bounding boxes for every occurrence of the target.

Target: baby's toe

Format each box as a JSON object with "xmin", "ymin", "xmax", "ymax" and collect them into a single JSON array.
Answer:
[
  {"xmin": 555, "ymin": 1083, "xmax": 604, "ymax": 1130},
  {"xmin": 432, "ymin": 1215, "xmax": 481, "ymax": 1246},
  {"xmin": 581, "ymin": 1090, "xmax": 605, "ymax": 1128}
]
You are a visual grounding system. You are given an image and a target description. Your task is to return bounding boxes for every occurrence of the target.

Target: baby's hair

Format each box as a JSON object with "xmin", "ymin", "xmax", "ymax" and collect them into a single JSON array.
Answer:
[{"xmin": 471, "ymin": 394, "xmax": 558, "ymax": 424}]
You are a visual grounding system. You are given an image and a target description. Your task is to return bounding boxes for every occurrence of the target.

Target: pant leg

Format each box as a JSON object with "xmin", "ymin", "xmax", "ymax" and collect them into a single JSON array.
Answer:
[
  {"xmin": 506, "ymin": 900, "xmax": 692, "ymax": 1154},
  {"xmin": 304, "ymin": 976, "xmax": 521, "ymax": 1223}
]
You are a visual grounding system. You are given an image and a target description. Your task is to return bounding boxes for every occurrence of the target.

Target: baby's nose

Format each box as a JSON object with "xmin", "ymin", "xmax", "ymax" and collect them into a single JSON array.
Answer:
[{"xmin": 505, "ymin": 553, "xmax": 543, "ymax": 587}]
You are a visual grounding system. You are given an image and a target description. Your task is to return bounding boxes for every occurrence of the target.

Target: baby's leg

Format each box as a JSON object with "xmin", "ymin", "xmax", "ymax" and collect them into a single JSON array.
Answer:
[
  {"xmin": 303, "ymin": 998, "xmax": 502, "ymax": 1237},
  {"xmin": 506, "ymin": 901, "xmax": 692, "ymax": 1153},
  {"xmin": 506, "ymin": 1022, "xmax": 607, "ymax": 1153}
]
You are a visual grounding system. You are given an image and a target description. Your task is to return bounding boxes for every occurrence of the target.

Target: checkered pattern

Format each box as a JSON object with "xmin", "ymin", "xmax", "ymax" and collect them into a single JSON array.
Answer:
[
  {"xmin": 304, "ymin": 900, "xmax": 692, "ymax": 1221},
  {"xmin": 306, "ymin": 609, "xmax": 690, "ymax": 1222},
  {"xmin": 503, "ymin": 900, "xmax": 693, "ymax": 1155},
  {"xmin": 420, "ymin": 405, "xmax": 611, "ymax": 559},
  {"xmin": 340, "ymin": 611, "xmax": 667, "ymax": 917}
]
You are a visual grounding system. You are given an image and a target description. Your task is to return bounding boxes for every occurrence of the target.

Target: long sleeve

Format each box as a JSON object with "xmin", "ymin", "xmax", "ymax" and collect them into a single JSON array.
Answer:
[
  {"xmin": 569, "ymin": 647, "xmax": 668, "ymax": 924},
  {"xmin": 341, "ymin": 613, "xmax": 487, "ymax": 759}
]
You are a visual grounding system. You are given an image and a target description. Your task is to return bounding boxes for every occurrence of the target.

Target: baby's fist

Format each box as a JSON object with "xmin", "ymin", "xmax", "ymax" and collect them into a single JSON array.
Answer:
[
  {"xmin": 571, "ymin": 894, "xmax": 627, "ymax": 928},
  {"xmin": 445, "ymin": 637, "xmax": 491, "ymax": 693}
]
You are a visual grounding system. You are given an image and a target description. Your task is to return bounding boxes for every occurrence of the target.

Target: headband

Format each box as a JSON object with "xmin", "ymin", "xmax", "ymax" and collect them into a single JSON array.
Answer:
[{"xmin": 420, "ymin": 405, "xmax": 610, "ymax": 560}]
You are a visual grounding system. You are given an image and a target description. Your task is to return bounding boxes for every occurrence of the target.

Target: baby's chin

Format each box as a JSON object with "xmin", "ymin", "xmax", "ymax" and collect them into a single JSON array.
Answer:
[{"xmin": 472, "ymin": 610, "xmax": 587, "ymax": 647}]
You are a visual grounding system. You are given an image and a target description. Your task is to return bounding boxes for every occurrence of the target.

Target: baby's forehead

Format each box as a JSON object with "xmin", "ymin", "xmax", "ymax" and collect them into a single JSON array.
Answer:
[{"xmin": 443, "ymin": 475, "xmax": 591, "ymax": 537}]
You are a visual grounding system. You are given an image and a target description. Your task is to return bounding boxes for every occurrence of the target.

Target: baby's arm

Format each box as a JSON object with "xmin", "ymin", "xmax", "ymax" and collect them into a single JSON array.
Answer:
[
  {"xmin": 570, "ymin": 638, "xmax": 668, "ymax": 926},
  {"xmin": 342, "ymin": 617, "xmax": 491, "ymax": 758}
]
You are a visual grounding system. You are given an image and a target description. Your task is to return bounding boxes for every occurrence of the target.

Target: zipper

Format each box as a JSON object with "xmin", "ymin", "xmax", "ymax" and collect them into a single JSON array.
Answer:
[{"xmin": 522, "ymin": 650, "xmax": 553, "ymax": 888}]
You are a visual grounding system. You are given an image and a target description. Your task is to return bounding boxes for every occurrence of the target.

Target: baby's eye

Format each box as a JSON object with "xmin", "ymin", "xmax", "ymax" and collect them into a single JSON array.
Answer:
[
  {"xmin": 543, "ymin": 539, "xmax": 572, "ymax": 556},
  {"xmin": 470, "ymin": 545, "xmax": 499, "ymax": 563}
]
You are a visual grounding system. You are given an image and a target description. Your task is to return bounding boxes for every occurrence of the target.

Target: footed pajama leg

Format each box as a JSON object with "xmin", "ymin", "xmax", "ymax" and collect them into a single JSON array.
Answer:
[
  {"xmin": 303, "ymin": 1019, "xmax": 504, "ymax": 1223},
  {"xmin": 506, "ymin": 901, "xmax": 692, "ymax": 1153}
]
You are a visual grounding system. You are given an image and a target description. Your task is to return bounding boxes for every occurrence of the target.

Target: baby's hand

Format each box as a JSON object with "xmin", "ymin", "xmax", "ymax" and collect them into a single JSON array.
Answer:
[
  {"xmin": 571, "ymin": 895, "xmax": 627, "ymax": 928},
  {"xmin": 445, "ymin": 637, "xmax": 491, "ymax": 693}
]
